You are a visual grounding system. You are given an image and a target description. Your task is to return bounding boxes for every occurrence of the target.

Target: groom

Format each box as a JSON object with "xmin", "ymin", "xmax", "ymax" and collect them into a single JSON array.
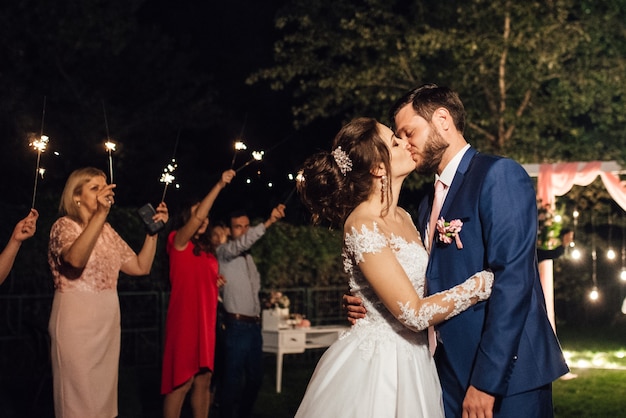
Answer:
[{"xmin": 347, "ymin": 84, "xmax": 568, "ymax": 417}]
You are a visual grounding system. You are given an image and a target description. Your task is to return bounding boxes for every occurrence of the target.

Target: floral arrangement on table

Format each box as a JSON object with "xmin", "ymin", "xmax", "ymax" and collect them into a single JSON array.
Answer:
[
  {"xmin": 537, "ymin": 201, "xmax": 564, "ymax": 250},
  {"xmin": 266, "ymin": 291, "xmax": 290, "ymax": 309},
  {"xmin": 262, "ymin": 291, "xmax": 291, "ymax": 330}
]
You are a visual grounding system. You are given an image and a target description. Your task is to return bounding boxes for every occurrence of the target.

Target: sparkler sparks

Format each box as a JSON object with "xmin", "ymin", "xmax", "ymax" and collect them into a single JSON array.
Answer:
[
  {"xmin": 160, "ymin": 159, "xmax": 179, "ymax": 202},
  {"xmin": 230, "ymin": 140, "xmax": 248, "ymax": 168},
  {"xmin": 104, "ymin": 141, "xmax": 116, "ymax": 183},
  {"xmin": 30, "ymin": 134, "xmax": 49, "ymax": 208},
  {"xmin": 235, "ymin": 150, "xmax": 264, "ymax": 173}
]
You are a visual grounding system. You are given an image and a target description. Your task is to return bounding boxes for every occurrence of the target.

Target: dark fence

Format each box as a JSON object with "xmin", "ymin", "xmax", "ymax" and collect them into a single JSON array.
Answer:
[{"xmin": 1, "ymin": 286, "xmax": 347, "ymax": 368}]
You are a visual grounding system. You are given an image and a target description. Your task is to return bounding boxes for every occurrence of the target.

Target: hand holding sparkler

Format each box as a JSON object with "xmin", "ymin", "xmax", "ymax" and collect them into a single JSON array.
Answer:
[{"xmin": 235, "ymin": 150, "xmax": 264, "ymax": 173}]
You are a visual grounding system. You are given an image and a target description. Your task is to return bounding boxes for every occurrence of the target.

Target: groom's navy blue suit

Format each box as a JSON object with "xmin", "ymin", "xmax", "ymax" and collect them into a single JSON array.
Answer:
[{"xmin": 420, "ymin": 147, "xmax": 569, "ymax": 417}]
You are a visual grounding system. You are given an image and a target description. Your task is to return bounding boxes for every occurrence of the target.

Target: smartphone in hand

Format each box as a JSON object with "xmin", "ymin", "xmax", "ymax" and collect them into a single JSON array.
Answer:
[{"xmin": 137, "ymin": 203, "xmax": 165, "ymax": 235}]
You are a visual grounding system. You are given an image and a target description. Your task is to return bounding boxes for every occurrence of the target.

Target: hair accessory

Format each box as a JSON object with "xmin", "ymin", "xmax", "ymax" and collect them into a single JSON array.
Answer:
[{"xmin": 331, "ymin": 146, "xmax": 352, "ymax": 176}]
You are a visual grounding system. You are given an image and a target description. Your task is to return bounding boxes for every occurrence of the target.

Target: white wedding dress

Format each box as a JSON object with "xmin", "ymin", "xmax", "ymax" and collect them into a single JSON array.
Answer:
[{"xmin": 295, "ymin": 223, "xmax": 491, "ymax": 418}]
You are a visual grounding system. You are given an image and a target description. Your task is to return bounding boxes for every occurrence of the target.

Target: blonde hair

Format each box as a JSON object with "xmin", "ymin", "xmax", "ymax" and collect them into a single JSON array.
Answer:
[{"xmin": 59, "ymin": 167, "xmax": 107, "ymax": 221}]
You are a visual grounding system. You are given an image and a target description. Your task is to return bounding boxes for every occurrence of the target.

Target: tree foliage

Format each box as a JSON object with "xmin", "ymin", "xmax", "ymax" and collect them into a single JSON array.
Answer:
[
  {"xmin": 249, "ymin": 0, "xmax": 626, "ymax": 165},
  {"xmin": 251, "ymin": 222, "xmax": 346, "ymax": 289}
]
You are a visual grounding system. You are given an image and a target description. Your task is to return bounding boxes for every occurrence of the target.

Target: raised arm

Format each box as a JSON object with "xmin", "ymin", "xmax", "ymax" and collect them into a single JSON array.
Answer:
[
  {"xmin": 61, "ymin": 184, "xmax": 116, "ymax": 269},
  {"xmin": 358, "ymin": 246, "xmax": 492, "ymax": 332},
  {"xmin": 121, "ymin": 202, "xmax": 169, "ymax": 276},
  {"xmin": 173, "ymin": 170, "xmax": 235, "ymax": 249},
  {"xmin": 0, "ymin": 209, "xmax": 38, "ymax": 284}
]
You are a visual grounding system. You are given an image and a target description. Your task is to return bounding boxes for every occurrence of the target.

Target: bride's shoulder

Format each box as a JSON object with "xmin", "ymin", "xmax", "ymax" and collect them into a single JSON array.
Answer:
[{"xmin": 344, "ymin": 212, "xmax": 379, "ymax": 237}]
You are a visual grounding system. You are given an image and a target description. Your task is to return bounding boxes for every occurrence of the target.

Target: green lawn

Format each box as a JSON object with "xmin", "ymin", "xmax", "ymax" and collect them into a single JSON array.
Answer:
[{"xmin": 252, "ymin": 323, "xmax": 626, "ymax": 418}]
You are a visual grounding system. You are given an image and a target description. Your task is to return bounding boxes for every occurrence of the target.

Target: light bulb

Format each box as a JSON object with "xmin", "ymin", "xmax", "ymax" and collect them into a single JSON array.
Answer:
[
  {"xmin": 589, "ymin": 287, "xmax": 599, "ymax": 301},
  {"xmin": 571, "ymin": 248, "xmax": 582, "ymax": 260},
  {"xmin": 620, "ymin": 269, "xmax": 626, "ymax": 281},
  {"xmin": 607, "ymin": 249, "xmax": 616, "ymax": 260}
]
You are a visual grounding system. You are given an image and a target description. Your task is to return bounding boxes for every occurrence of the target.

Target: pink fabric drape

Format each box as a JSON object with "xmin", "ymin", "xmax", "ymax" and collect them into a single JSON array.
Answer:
[{"xmin": 537, "ymin": 161, "xmax": 626, "ymax": 211}]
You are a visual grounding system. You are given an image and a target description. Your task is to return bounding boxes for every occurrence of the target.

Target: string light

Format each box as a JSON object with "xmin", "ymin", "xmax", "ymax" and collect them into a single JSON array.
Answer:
[
  {"xmin": 589, "ymin": 214, "xmax": 600, "ymax": 302},
  {"xmin": 570, "ymin": 208, "xmax": 581, "ymax": 260},
  {"xmin": 607, "ymin": 212, "xmax": 616, "ymax": 260}
]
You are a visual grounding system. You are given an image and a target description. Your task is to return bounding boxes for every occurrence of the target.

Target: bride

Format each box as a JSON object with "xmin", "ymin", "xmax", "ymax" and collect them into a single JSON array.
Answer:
[{"xmin": 295, "ymin": 117, "xmax": 493, "ymax": 417}]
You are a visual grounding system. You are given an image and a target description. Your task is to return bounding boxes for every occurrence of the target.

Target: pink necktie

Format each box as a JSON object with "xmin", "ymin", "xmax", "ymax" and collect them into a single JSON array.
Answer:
[
  {"xmin": 427, "ymin": 180, "xmax": 446, "ymax": 355},
  {"xmin": 428, "ymin": 180, "xmax": 446, "ymax": 251}
]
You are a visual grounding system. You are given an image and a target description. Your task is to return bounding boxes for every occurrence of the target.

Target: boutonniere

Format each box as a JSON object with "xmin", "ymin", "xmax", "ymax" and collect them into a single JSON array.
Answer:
[{"xmin": 436, "ymin": 217, "xmax": 463, "ymax": 249}]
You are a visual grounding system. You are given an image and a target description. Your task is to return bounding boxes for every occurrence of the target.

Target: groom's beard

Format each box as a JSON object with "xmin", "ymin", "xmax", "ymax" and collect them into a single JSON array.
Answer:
[{"xmin": 414, "ymin": 128, "xmax": 449, "ymax": 175}]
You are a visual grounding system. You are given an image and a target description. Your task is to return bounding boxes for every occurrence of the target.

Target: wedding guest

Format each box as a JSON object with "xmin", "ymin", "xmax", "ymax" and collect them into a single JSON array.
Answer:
[
  {"xmin": 162, "ymin": 169, "xmax": 235, "ymax": 418},
  {"xmin": 0, "ymin": 209, "xmax": 38, "ymax": 285},
  {"xmin": 48, "ymin": 167, "xmax": 168, "ymax": 418},
  {"xmin": 216, "ymin": 204, "xmax": 285, "ymax": 418}
]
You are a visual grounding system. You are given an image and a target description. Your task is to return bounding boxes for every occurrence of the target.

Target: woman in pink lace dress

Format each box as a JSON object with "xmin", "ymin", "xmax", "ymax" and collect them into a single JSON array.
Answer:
[{"xmin": 48, "ymin": 167, "xmax": 168, "ymax": 418}]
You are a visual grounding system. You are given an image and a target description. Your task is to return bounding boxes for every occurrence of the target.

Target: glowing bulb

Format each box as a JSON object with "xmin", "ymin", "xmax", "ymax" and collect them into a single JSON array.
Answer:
[
  {"xmin": 554, "ymin": 214, "xmax": 562, "ymax": 223},
  {"xmin": 268, "ymin": 182, "xmax": 273, "ymax": 188},
  {"xmin": 573, "ymin": 210, "xmax": 579, "ymax": 218},
  {"xmin": 607, "ymin": 249, "xmax": 616, "ymax": 260},
  {"xmin": 246, "ymin": 178, "xmax": 251, "ymax": 184},
  {"xmin": 589, "ymin": 288, "xmax": 599, "ymax": 301},
  {"xmin": 620, "ymin": 269, "xmax": 626, "ymax": 281},
  {"xmin": 571, "ymin": 248, "xmax": 581, "ymax": 260}
]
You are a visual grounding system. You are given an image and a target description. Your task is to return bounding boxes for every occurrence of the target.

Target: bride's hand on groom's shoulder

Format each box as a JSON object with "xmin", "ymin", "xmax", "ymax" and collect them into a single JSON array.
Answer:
[{"xmin": 343, "ymin": 293, "xmax": 366, "ymax": 325}]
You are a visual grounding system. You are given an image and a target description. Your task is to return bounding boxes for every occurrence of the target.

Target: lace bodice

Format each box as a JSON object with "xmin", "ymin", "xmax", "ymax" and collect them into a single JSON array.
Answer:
[
  {"xmin": 343, "ymin": 223, "xmax": 429, "ymax": 340},
  {"xmin": 342, "ymin": 223, "xmax": 492, "ymax": 345}
]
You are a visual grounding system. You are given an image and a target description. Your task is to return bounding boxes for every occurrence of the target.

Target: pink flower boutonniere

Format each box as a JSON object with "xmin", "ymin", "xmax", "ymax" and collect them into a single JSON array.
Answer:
[{"xmin": 435, "ymin": 217, "xmax": 463, "ymax": 249}]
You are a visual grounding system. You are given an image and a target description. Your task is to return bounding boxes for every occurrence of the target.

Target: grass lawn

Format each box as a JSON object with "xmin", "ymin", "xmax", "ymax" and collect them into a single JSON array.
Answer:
[{"xmin": 252, "ymin": 323, "xmax": 626, "ymax": 418}]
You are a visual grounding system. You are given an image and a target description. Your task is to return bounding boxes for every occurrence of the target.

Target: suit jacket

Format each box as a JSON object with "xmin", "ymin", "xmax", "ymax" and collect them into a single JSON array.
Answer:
[{"xmin": 419, "ymin": 147, "xmax": 568, "ymax": 396}]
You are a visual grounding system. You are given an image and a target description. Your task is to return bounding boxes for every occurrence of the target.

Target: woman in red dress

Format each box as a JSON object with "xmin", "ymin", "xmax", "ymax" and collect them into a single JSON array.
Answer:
[{"xmin": 162, "ymin": 169, "xmax": 235, "ymax": 418}]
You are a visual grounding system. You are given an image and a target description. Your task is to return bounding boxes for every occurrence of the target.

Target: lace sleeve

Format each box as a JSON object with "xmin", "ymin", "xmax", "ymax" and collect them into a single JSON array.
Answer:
[{"xmin": 397, "ymin": 271, "xmax": 494, "ymax": 331}]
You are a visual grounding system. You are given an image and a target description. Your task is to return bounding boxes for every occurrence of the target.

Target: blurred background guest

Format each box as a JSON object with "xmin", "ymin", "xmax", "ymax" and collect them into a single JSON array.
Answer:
[
  {"xmin": 0, "ymin": 209, "xmax": 38, "ymax": 285},
  {"xmin": 161, "ymin": 169, "xmax": 234, "ymax": 418}
]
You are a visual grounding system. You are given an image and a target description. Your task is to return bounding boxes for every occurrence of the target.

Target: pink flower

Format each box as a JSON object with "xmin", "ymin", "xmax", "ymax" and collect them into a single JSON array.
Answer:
[{"xmin": 435, "ymin": 217, "xmax": 463, "ymax": 249}]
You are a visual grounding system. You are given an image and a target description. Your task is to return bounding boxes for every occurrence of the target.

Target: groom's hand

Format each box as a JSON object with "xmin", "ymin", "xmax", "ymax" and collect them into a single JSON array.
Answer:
[
  {"xmin": 462, "ymin": 385, "xmax": 495, "ymax": 418},
  {"xmin": 342, "ymin": 294, "xmax": 366, "ymax": 325}
]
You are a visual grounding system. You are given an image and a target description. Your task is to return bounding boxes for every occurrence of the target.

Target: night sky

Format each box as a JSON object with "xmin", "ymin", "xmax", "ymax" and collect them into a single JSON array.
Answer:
[{"xmin": 0, "ymin": 0, "xmax": 335, "ymax": 224}]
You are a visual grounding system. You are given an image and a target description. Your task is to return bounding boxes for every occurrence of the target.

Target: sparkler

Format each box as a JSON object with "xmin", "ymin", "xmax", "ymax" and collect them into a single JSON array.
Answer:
[
  {"xmin": 235, "ymin": 150, "xmax": 264, "ymax": 173},
  {"xmin": 29, "ymin": 134, "xmax": 49, "ymax": 208},
  {"xmin": 29, "ymin": 96, "xmax": 49, "ymax": 208},
  {"xmin": 102, "ymin": 101, "xmax": 117, "ymax": 183},
  {"xmin": 104, "ymin": 141, "xmax": 116, "ymax": 183},
  {"xmin": 230, "ymin": 140, "xmax": 248, "ymax": 168},
  {"xmin": 159, "ymin": 159, "xmax": 179, "ymax": 202},
  {"xmin": 282, "ymin": 171, "xmax": 304, "ymax": 204}
]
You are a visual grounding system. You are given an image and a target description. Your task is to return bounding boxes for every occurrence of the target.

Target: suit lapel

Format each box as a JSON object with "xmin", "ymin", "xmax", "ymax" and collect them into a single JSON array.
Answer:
[{"xmin": 439, "ymin": 147, "xmax": 477, "ymax": 218}]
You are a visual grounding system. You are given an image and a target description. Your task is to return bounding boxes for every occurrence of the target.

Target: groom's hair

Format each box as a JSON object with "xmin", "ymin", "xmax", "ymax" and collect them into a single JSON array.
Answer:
[{"xmin": 389, "ymin": 84, "xmax": 466, "ymax": 134}]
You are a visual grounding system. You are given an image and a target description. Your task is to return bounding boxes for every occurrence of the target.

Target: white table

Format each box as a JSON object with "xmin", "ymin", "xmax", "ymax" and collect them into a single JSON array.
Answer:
[{"xmin": 262, "ymin": 325, "xmax": 348, "ymax": 393}]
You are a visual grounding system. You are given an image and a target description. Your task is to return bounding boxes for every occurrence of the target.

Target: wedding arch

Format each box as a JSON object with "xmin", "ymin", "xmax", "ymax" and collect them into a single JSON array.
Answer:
[{"xmin": 523, "ymin": 161, "xmax": 626, "ymax": 332}]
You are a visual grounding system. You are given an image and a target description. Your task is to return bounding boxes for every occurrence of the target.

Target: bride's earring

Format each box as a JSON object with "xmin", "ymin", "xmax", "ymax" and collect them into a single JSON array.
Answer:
[{"xmin": 380, "ymin": 175, "xmax": 387, "ymax": 203}]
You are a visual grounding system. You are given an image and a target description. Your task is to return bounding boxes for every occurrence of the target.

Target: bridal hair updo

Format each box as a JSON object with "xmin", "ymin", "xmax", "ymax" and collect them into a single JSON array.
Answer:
[{"xmin": 297, "ymin": 117, "xmax": 391, "ymax": 226}]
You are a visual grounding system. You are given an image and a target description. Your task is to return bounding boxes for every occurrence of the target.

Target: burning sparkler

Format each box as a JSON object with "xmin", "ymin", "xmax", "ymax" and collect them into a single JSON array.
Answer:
[
  {"xmin": 230, "ymin": 140, "xmax": 248, "ymax": 169},
  {"xmin": 104, "ymin": 141, "xmax": 116, "ymax": 183},
  {"xmin": 30, "ymin": 134, "xmax": 49, "ymax": 208},
  {"xmin": 236, "ymin": 150, "xmax": 264, "ymax": 173},
  {"xmin": 283, "ymin": 170, "xmax": 304, "ymax": 204},
  {"xmin": 160, "ymin": 159, "xmax": 179, "ymax": 202}
]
